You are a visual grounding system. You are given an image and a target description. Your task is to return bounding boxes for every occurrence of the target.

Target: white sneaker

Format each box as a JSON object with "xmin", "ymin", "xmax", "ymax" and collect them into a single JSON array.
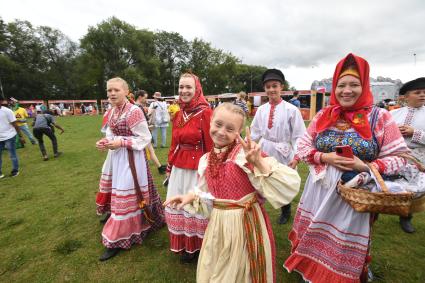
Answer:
[{"xmin": 0, "ymin": 174, "xmax": 5, "ymax": 179}]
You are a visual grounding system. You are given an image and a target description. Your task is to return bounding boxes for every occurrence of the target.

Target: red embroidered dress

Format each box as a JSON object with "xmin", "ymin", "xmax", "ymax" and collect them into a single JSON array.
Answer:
[
  {"xmin": 190, "ymin": 144, "xmax": 300, "ymax": 283},
  {"xmin": 284, "ymin": 54, "xmax": 410, "ymax": 282},
  {"xmin": 95, "ymin": 103, "xmax": 165, "ymax": 249},
  {"xmin": 165, "ymin": 74, "xmax": 214, "ymax": 253}
]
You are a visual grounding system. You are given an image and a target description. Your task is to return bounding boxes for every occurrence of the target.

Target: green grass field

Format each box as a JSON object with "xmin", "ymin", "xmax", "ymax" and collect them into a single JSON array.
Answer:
[{"xmin": 0, "ymin": 115, "xmax": 424, "ymax": 282}]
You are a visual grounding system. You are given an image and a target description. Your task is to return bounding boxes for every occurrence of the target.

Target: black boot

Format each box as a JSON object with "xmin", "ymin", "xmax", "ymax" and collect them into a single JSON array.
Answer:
[
  {"xmin": 180, "ymin": 251, "xmax": 199, "ymax": 264},
  {"xmin": 278, "ymin": 203, "xmax": 291, "ymax": 225},
  {"xmin": 158, "ymin": 165, "xmax": 167, "ymax": 175},
  {"xmin": 99, "ymin": 248, "xmax": 121, "ymax": 261},
  {"xmin": 99, "ymin": 213, "xmax": 111, "ymax": 224},
  {"xmin": 400, "ymin": 214, "xmax": 415, "ymax": 233}
]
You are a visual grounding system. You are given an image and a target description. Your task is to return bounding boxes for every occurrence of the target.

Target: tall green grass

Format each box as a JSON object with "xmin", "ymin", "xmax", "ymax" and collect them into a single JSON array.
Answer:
[{"xmin": 0, "ymin": 115, "xmax": 423, "ymax": 282}]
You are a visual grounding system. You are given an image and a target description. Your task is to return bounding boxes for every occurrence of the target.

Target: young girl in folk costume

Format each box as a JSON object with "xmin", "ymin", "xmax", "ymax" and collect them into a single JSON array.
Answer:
[
  {"xmin": 284, "ymin": 54, "xmax": 410, "ymax": 282},
  {"xmin": 95, "ymin": 77, "xmax": 165, "ymax": 261},
  {"xmin": 165, "ymin": 103, "xmax": 301, "ymax": 282},
  {"xmin": 165, "ymin": 72, "xmax": 214, "ymax": 262}
]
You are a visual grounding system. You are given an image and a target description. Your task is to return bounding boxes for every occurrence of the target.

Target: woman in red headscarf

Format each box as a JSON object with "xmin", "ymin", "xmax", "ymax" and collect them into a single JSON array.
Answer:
[
  {"xmin": 284, "ymin": 54, "xmax": 410, "ymax": 282},
  {"xmin": 164, "ymin": 72, "xmax": 213, "ymax": 262}
]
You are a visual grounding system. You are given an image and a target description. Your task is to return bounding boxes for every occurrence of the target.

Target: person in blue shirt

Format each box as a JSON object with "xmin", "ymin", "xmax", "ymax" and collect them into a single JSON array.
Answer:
[{"xmin": 289, "ymin": 91, "xmax": 301, "ymax": 108}]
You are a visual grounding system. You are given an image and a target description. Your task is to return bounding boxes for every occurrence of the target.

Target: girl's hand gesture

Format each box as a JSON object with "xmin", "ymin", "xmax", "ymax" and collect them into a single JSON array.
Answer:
[
  {"xmin": 237, "ymin": 127, "xmax": 261, "ymax": 165},
  {"xmin": 163, "ymin": 192, "xmax": 196, "ymax": 210},
  {"xmin": 237, "ymin": 127, "xmax": 271, "ymax": 175}
]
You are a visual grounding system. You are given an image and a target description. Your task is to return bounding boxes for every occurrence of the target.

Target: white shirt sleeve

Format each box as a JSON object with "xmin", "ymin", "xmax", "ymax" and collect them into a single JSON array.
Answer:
[
  {"xmin": 250, "ymin": 106, "xmax": 264, "ymax": 142},
  {"xmin": 7, "ymin": 108, "xmax": 17, "ymax": 123}
]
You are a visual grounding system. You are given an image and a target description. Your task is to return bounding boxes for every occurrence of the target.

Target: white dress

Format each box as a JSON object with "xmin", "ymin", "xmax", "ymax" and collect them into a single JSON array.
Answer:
[{"xmin": 96, "ymin": 103, "xmax": 165, "ymax": 248}]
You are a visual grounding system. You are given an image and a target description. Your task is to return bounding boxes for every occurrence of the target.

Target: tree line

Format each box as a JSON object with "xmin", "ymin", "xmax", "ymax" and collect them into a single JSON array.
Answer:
[{"xmin": 0, "ymin": 16, "xmax": 291, "ymax": 101}]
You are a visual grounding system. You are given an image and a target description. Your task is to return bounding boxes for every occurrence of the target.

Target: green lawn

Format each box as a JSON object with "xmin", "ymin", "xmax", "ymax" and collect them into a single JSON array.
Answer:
[{"xmin": 0, "ymin": 115, "xmax": 424, "ymax": 282}]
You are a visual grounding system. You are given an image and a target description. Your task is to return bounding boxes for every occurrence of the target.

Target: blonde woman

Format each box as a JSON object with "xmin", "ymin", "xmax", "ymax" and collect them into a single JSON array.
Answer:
[{"xmin": 95, "ymin": 77, "xmax": 165, "ymax": 261}]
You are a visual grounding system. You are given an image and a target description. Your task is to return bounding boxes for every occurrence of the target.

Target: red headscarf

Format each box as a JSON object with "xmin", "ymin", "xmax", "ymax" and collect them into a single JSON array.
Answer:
[
  {"xmin": 316, "ymin": 53, "xmax": 374, "ymax": 140},
  {"xmin": 175, "ymin": 73, "xmax": 210, "ymax": 127},
  {"xmin": 177, "ymin": 73, "xmax": 209, "ymax": 112}
]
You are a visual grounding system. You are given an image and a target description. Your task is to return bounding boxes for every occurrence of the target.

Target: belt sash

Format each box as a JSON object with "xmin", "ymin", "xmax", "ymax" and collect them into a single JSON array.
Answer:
[{"xmin": 213, "ymin": 196, "xmax": 267, "ymax": 283}]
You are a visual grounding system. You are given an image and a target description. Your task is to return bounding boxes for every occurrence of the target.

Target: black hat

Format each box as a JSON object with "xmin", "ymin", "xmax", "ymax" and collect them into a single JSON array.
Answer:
[
  {"xmin": 262, "ymin": 69, "xmax": 285, "ymax": 85},
  {"xmin": 399, "ymin": 77, "xmax": 425, "ymax": 96}
]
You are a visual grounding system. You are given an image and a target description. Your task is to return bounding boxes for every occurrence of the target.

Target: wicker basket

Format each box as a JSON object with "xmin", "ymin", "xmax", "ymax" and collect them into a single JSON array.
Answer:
[{"xmin": 338, "ymin": 162, "xmax": 416, "ymax": 217}]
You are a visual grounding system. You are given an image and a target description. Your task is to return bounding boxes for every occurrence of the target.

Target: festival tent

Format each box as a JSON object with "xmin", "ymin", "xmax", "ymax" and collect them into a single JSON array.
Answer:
[
  {"xmin": 47, "ymin": 100, "xmax": 75, "ymax": 116},
  {"xmin": 73, "ymin": 100, "xmax": 98, "ymax": 115},
  {"xmin": 1, "ymin": 99, "xmax": 44, "ymax": 105}
]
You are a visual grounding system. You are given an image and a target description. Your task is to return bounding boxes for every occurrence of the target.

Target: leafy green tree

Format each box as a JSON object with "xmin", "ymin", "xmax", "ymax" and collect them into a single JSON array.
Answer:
[
  {"xmin": 37, "ymin": 26, "xmax": 78, "ymax": 99},
  {"xmin": 79, "ymin": 17, "xmax": 160, "ymax": 98},
  {"xmin": 187, "ymin": 38, "xmax": 240, "ymax": 95},
  {"xmin": 1, "ymin": 20, "xmax": 47, "ymax": 99},
  {"xmin": 0, "ymin": 19, "xmax": 79, "ymax": 100},
  {"xmin": 232, "ymin": 64, "xmax": 268, "ymax": 93},
  {"xmin": 0, "ymin": 16, "xmax": 291, "ymax": 101},
  {"xmin": 154, "ymin": 31, "xmax": 190, "ymax": 97}
]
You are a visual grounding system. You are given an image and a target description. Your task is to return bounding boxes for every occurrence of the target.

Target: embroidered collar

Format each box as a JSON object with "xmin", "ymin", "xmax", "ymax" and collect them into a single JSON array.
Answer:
[
  {"xmin": 269, "ymin": 99, "xmax": 282, "ymax": 106},
  {"xmin": 407, "ymin": 105, "xmax": 424, "ymax": 111}
]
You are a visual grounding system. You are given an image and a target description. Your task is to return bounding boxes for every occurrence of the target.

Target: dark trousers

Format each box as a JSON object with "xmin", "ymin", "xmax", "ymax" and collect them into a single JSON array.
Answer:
[{"xmin": 33, "ymin": 127, "xmax": 58, "ymax": 156}]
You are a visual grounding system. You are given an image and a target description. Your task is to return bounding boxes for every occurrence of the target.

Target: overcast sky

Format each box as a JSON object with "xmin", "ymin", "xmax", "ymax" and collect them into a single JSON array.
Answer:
[{"xmin": 1, "ymin": 0, "xmax": 424, "ymax": 89}]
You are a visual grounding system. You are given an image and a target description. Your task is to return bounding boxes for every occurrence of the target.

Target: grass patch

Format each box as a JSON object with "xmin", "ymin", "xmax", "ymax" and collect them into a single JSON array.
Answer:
[
  {"xmin": 54, "ymin": 239, "xmax": 83, "ymax": 255},
  {"xmin": 16, "ymin": 192, "xmax": 33, "ymax": 202},
  {"xmin": 4, "ymin": 218, "xmax": 24, "ymax": 229},
  {"xmin": 0, "ymin": 115, "xmax": 424, "ymax": 282}
]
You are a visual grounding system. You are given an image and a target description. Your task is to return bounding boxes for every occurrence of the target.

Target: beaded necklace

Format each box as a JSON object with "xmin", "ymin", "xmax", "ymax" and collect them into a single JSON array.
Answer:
[{"xmin": 207, "ymin": 141, "xmax": 237, "ymax": 178}]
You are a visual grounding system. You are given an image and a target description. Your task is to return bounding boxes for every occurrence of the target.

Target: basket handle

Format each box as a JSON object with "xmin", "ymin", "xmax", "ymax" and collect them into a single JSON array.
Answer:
[
  {"xmin": 366, "ymin": 162, "xmax": 389, "ymax": 193},
  {"xmin": 397, "ymin": 153, "xmax": 425, "ymax": 172}
]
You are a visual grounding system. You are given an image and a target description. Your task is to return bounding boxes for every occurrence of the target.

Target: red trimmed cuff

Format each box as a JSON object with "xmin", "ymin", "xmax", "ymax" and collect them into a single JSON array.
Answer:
[
  {"xmin": 412, "ymin": 129, "xmax": 424, "ymax": 144},
  {"xmin": 120, "ymin": 139, "xmax": 133, "ymax": 149},
  {"xmin": 371, "ymin": 160, "xmax": 386, "ymax": 173},
  {"xmin": 313, "ymin": 151, "xmax": 323, "ymax": 165}
]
